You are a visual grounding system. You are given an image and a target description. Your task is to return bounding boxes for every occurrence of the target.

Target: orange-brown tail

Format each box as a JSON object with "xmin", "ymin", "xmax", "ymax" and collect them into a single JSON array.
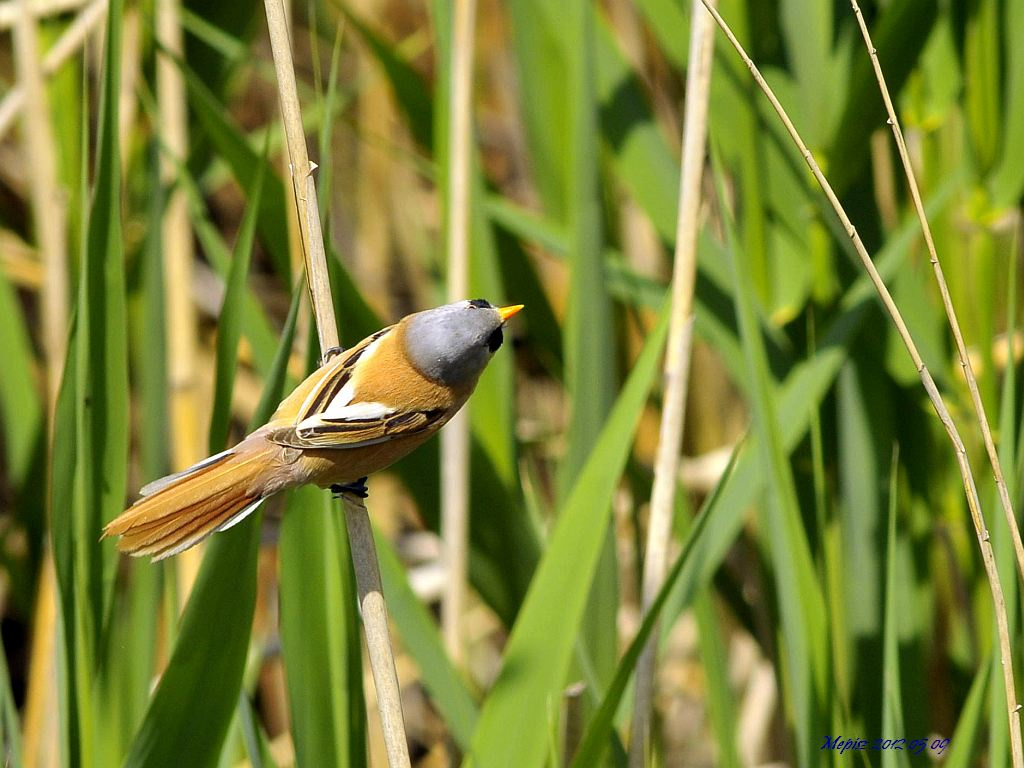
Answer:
[{"xmin": 104, "ymin": 446, "xmax": 268, "ymax": 560}]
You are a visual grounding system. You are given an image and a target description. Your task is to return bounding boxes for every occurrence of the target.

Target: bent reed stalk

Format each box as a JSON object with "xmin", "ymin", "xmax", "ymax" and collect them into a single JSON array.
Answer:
[{"xmin": 699, "ymin": 2, "xmax": 1024, "ymax": 766}]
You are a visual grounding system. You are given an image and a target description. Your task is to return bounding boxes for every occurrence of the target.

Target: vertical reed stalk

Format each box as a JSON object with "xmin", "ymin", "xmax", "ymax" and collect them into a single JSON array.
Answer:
[
  {"xmin": 440, "ymin": 0, "xmax": 477, "ymax": 667},
  {"xmin": 263, "ymin": 1, "xmax": 409, "ymax": 763},
  {"xmin": 629, "ymin": 3, "xmax": 715, "ymax": 765},
  {"xmin": 849, "ymin": 0, "xmax": 1024, "ymax": 596},
  {"xmin": 700, "ymin": 2, "xmax": 1024, "ymax": 765},
  {"xmin": 14, "ymin": 3, "xmax": 67, "ymax": 763},
  {"xmin": 157, "ymin": 0, "xmax": 203, "ymax": 599}
]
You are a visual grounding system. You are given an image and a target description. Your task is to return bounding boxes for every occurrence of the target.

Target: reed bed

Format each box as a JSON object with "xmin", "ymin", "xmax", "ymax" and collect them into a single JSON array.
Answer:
[{"xmin": 0, "ymin": 1, "xmax": 1022, "ymax": 766}]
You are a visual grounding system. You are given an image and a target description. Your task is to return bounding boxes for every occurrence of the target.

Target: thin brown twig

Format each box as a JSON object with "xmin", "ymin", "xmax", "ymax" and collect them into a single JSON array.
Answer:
[
  {"xmin": 440, "ymin": 0, "xmax": 477, "ymax": 668},
  {"xmin": 263, "ymin": 1, "xmax": 410, "ymax": 764},
  {"xmin": 851, "ymin": 0, "xmax": 1024, "ymax": 625},
  {"xmin": 629, "ymin": 1, "xmax": 715, "ymax": 765},
  {"xmin": 699, "ymin": 3, "xmax": 1024, "ymax": 764}
]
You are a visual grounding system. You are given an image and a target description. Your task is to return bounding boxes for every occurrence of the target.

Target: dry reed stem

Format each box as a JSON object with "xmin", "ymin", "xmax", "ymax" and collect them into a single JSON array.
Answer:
[
  {"xmin": 157, "ymin": 0, "xmax": 204, "ymax": 601},
  {"xmin": 850, "ymin": 0, "xmax": 1024, "ymax": 607},
  {"xmin": 700, "ymin": 2, "xmax": 1024, "ymax": 764},
  {"xmin": 264, "ymin": 0, "xmax": 338, "ymax": 353},
  {"xmin": 14, "ymin": 0, "xmax": 67, "ymax": 402},
  {"xmin": 14, "ymin": 4, "xmax": 68, "ymax": 763},
  {"xmin": 440, "ymin": 0, "xmax": 477, "ymax": 668},
  {"xmin": 344, "ymin": 492, "xmax": 412, "ymax": 768},
  {"xmin": 628, "ymin": 2, "xmax": 715, "ymax": 765},
  {"xmin": 263, "ymin": 1, "xmax": 409, "ymax": 763},
  {"xmin": 0, "ymin": 0, "xmax": 109, "ymax": 145},
  {"xmin": 0, "ymin": 0, "xmax": 87, "ymax": 27}
]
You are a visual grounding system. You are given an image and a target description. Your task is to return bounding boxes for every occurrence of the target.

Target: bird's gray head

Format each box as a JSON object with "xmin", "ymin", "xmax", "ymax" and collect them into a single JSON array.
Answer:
[{"xmin": 402, "ymin": 299, "xmax": 523, "ymax": 386}]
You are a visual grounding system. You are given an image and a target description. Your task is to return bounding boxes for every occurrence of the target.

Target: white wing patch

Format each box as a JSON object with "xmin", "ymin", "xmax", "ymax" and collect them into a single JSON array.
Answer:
[
  {"xmin": 295, "ymin": 401, "xmax": 395, "ymax": 435},
  {"xmin": 296, "ymin": 334, "xmax": 386, "ymax": 422}
]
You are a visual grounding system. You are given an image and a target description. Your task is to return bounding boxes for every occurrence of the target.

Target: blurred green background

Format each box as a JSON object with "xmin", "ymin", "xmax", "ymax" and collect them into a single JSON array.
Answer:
[{"xmin": 0, "ymin": 0, "xmax": 1023, "ymax": 765}]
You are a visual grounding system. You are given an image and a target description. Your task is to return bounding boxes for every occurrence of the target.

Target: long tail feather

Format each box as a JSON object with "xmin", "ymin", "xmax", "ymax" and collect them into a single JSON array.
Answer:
[{"xmin": 104, "ymin": 447, "xmax": 268, "ymax": 560}]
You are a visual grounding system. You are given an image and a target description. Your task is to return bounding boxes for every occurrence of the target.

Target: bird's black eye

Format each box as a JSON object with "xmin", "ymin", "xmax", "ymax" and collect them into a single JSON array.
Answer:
[
  {"xmin": 468, "ymin": 298, "xmax": 490, "ymax": 309},
  {"xmin": 486, "ymin": 327, "xmax": 504, "ymax": 352}
]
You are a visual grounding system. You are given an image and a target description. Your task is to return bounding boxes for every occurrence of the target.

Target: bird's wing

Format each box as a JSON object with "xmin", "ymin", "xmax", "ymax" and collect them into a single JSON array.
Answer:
[
  {"xmin": 266, "ymin": 406, "xmax": 448, "ymax": 449},
  {"xmin": 288, "ymin": 327, "xmax": 393, "ymax": 425},
  {"xmin": 266, "ymin": 325, "xmax": 450, "ymax": 450}
]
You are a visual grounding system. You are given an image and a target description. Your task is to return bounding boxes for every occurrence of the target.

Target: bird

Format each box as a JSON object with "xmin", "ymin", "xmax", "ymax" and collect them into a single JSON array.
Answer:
[{"xmin": 103, "ymin": 299, "xmax": 523, "ymax": 560}]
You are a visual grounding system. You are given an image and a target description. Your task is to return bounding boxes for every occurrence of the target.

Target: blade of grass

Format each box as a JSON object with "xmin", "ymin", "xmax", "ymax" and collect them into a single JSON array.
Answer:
[
  {"xmin": 179, "ymin": 57, "xmax": 292, "ymax": 281},
  {"xmin": 120, "ymin": 519, "xmax": 262, "ymax": 768},
  {"xmin": 944, "ymin": 663, "xmax": 990, "ymax": 767},
  {"xmin": 208, "ymin": 152, "xmax": 266, "ymax": 450},
  {"xmin": 826, "ymin": 0, "xmax": 939, "ymax": 194},
  {"xmin": 48, "ymin": 1, "xmax": 129, "ymax": 762},
  {"xmin": 694, "ymin": 583, "xmax": 741, "ymax": 768},
  {"xmin": 715, "ymin": 146, "xmax": 828, "ymax": 767},
  {"xmin": 702, "ymin": 4, "xmax": 1023, "ymax": 762},
  {"xmin": 0, "ymin": 259, "xmax": 43, "ymax": 512},
  {"xmin": 881, "ymin": 447, "xmax": 909, "ymax": 768},
  {"xmin": 279, "ymin": 485, "xmax": 367, "ymax": 767},
  {"xmin": 466, "ymin": 301, "xmax": 669, "ymax": 768},
  {"xmin": 121, "ymin": 280, "xmax": 300, "ymax": 768},
  {"xmin": 988, "ymin": 0, "xmax": 1024, "ymax": 205},
  {"xmin": 570, "ymin": 452, "xmax": 735, "ymax": 767}
]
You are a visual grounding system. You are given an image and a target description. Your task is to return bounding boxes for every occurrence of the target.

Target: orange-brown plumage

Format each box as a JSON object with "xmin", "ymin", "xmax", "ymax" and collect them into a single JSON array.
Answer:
[{"xmin": 103, "ymin": 300, "xmax": 522, "ymax": 560}]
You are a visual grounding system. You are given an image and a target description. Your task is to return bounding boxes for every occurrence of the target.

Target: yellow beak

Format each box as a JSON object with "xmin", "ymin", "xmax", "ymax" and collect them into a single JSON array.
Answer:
[{"xmin": 497, "ymin": 304, "xmax": 524, "ymax": 322}]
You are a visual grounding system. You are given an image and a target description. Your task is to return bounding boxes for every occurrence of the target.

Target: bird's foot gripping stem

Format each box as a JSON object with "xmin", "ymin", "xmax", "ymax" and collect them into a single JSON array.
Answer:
[
  {"xmin": 320, "ymin": 346, "xmax": 345, "ymax": 366},
  {"xmin": 331, "ymin": 477, "xmax": 369, "ymax": 499}
]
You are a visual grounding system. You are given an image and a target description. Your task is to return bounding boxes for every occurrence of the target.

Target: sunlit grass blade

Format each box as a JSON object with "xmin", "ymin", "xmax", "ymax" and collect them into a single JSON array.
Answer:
[
  {"xmin": 77, "ymin": 0, "xmax": 128, "ymax": 656},
  {"xmin": 466, "ymin": 301, "xmax": 669, "ymax": 768},
  {"xmin": 120, "ymin": 520, "xmax": 261, "ymax": 768},
  {"xmin": 279, "ymin": 485, "xmax": 366, "ymax": 768},
  {"xmin": 570, "ymin": 452, "xmax": 735, "ymax": 767},
  {"xmin": 48, "ymin": 1, "xmax": 128, "ymax": 762},
  {"xmin": 107, "ymin": 154, "xmax": 165, "ymax": 744}
]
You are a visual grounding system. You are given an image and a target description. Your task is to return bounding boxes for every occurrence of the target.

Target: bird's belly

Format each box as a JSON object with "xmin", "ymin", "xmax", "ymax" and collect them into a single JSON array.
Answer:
[{"xmin": 299, "ymin": 429, "xmax": 440, "ymax": 488}]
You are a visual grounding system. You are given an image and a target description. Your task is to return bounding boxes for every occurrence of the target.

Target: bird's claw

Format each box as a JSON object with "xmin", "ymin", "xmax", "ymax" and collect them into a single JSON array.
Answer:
[
  {"xmin": 320, "ymin": 346, "xmax": 345, "ymax": 366},
  {"xmin": 331, "ymin": 477, "xmax": 369, "ymax": 499}
]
